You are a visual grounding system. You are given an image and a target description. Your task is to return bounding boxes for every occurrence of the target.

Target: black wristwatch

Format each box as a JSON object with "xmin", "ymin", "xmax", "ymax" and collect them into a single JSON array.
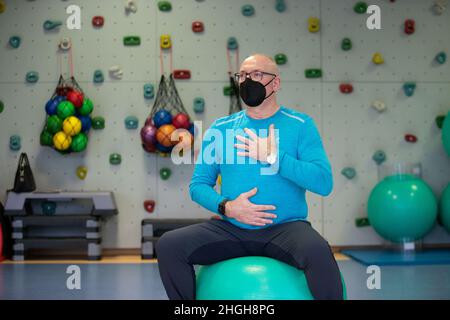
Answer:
[{"xmin": 218, "ymin": 199, "xmax": 229, "ymax": 217}]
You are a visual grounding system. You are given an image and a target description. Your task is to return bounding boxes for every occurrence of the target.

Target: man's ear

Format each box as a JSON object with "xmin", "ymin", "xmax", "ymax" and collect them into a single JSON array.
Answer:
[{"xmin": 273, "ymin": 76, "xmax": 281, "ymax": 92}]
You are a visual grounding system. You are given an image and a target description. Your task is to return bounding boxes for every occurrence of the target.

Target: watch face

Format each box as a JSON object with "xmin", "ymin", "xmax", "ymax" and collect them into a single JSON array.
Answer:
[{"xmin": 267, "ymin": 154, "xmax": 276, "ymax": 164}]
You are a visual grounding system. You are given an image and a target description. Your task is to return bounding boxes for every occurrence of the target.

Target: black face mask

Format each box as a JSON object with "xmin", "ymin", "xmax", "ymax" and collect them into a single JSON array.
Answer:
[{"xmin": 239, "ymin": 77, "xmax": 275, "ymax": 107}]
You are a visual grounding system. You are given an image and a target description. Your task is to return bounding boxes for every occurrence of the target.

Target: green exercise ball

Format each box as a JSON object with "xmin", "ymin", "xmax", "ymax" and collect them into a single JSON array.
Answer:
[
  {"xmin": 443, "ymin": 111, "xmax": 450, "ymax": 157},
  {"xmin": 440, "ymin": 183, "xmax": 450, "ymax": 233},
  {"xmin": 196, "ymin": 256, "xmax": 346, "ymax": 300},
  {"xmin": 368, "ymin": 174, "xmax": 438, "ymax": 243}
]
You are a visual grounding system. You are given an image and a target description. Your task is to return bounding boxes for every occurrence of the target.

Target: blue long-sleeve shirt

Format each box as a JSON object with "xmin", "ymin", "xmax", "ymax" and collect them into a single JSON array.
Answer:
[{"xmin": 189, "ymin": 105, "xmax": 333, "ymax": 230}]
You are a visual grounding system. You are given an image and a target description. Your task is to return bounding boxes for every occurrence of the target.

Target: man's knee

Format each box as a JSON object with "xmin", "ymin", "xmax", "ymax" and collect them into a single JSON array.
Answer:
[
  {"xmin": 155, "ymin": 230, "xmax": 185, "ymax": 260},
  {"xmin": 300, "ymin": 237, "xmax": 334, "ymax": 264}
]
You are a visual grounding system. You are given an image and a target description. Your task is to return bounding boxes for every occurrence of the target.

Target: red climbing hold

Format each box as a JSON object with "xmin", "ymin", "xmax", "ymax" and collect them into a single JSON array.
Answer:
[
  {"xmin": 404, "ymin": 19, "xmax": 415, "ymax": 35},
  {"xmin": 92, "ymin": 16, "xmax": 104, "ymax": 28},
  {"xmin": 143, "ymin": 200, "xmax": 155, "ymax": 213},
  {"xmin": 339, "ymin": 83, "xmax": 353, "ymax": 94},
  {"xmin": 192, "ymin": 21, "xmax": 204, "ymax": 33},
  {"xmin": 173, "ymin": 70, "xmax": 191, "ymax": 79},
  {"xmin": 405, "ymin": 134, "xmax": 418, "ymax": 143}
]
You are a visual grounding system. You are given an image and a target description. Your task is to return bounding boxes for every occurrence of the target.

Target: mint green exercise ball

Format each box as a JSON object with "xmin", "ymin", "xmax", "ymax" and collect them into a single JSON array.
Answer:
[
  {"xmin": 368, "ymin": 174, "xmax": 438, "ymax": 243},
  {"xmin": 440, "ymin": 183, "xmax": 450, "ymax": 233},
  {"xmin": 443, "ymin": 111, "xmax": 450, "ymax": 157},
  {"xmin": 196, "ymin": 256, "xmax": 346, "ymax": 300}
]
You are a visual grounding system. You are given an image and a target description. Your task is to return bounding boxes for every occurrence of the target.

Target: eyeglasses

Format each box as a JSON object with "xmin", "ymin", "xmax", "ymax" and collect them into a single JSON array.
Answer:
[{"xmin": 234, "ymin": 70, "xmax": 277, "ymax": 83}]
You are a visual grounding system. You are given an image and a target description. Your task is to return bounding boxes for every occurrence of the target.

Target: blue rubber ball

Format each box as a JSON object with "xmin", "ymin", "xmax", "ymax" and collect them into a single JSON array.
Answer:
[
  {"xmin": 153, "ymin": 110, "xmax": 172, "ymax": 128},
  {"xmin": 155, "ymin": 142, "xmax": 173, "ymax": 153},
  {"xmin": 45, "ymin": 96, "xmax": 65, "ymax": 116},
  {"xmin": 79, "ymin": 115, "xmax": 92, "ymax": 132}
]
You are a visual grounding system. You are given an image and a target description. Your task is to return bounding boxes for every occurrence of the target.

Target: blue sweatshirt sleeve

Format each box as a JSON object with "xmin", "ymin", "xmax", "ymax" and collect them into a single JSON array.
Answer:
[
  {"xmin": 278, "ymin": 117, "xmax": 333, "ymax": 196},
  {"xmin": 189, "ymin": 122, "xmax": 226, "ymax": 214}
]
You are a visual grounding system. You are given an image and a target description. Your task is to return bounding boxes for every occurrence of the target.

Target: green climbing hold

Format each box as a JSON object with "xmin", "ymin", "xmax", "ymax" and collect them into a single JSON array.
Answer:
[
  {"xmin": 355, "ymin": 217, "xmax": 371, "ymax": 227},
  {"xmin": 223, "ymin": 85, "xmax": 233, "ymax": 96},
  {"xmin": 354, "ymin": 2, "xmax": 368, "ymax": 14},
  {"xmin": 109, "ymin": 153, "xmax": 122, "ymax": 165},
  {"xmin": 435, "ymin": 52, "xmax": 447, "ymax": 65},
  {"xmin": 436, "ymin": 115, "xmax": 446, "ymax": 129},
  {"xmin": 158, "ymin": 1, "xmax": 172, "ymax": 12},
  {"xmin": 92, "ymin": 116, "xmax": 105, "ymax": 130},
  {"xmin": 0, "ymin": 100, "xmax": 4, "ymax": 113},
  {"xmin": 123, "ymin": 36, "xmax": 141, "ymax": 46},
  {"xmin": 341, "ymin": 38, "xmax": 352, "ymax": 51},
  {"xmin": 274, "ymin": 53, "xmax": 287, "ymax": 65},
  {"xmin": 305, "ymin": 69, "xmax": 322, "ymax": 78},
  {"xmin": 160, "ymin": 167, "xmax": 172, "ymax": 180}
]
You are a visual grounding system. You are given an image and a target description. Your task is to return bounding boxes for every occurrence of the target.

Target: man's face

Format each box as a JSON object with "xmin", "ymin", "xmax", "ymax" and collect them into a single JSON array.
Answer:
[{"xmin": 238, "ymin": 57, "xmax": 278, "ymax": 86}]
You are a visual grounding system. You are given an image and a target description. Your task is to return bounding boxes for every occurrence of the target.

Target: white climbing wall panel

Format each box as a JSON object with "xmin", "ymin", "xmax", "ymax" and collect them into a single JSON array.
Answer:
[{"xmin": 0, "ymin": 0, "xmax": 449, "ymax": 248}]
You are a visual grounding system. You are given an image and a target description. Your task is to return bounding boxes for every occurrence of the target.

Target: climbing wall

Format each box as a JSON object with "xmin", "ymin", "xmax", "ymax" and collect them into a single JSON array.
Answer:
[{"xmin": 0, "ymin": 0, "xmax": 449, "ymax": 248}]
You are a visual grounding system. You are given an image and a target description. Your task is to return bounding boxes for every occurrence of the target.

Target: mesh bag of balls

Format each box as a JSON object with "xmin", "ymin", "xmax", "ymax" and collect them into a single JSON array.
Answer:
[
  {"xmin": 140, "ymin": 109, "xmax": 195, "ymax": 155},
  {"xmin": 40, "ymin": 77, "xmax": 93, "ymax": 154}
]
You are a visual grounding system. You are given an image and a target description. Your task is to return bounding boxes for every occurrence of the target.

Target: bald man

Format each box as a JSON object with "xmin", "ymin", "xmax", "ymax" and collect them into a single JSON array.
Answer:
[{"xmin": 156, "ymin": 54, "xmax": 343, "ymax": 300}]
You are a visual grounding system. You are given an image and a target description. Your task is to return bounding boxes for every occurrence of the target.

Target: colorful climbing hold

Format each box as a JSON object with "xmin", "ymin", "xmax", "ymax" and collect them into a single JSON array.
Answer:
[
  {"xmin": 223, "ymin": 85, "xmax": 233, "ymax": 96},
  {"xmin": 341, "ymin": 38, "xmax": 352, "ymax": 51},
  {"xmin": 123, "ymin": 36, "xmax": 141, "ymax": 46},
  {"xmin": 275, "ymin": 0, "xmax": 286, "ymax": 12},
  {"xmin": 404, "ymin": 19, "xmax": 415, "ymax": 35},
  {"xmin": 109, "ymin": 153, "xmax": 122, "ymax": 165},
  {"xmin": 308, "ymin": 17, "xmax": 320, "ymax": 33},
  {"xmin": 26, "ymin": 71, "xmax": 39, "ymax": 83},
  {"xmin": 371, "ymin": 100, "xmax": 386, "ymax": 113},
  {"xmin": 354, "ymin": 2, "xmax": 368, "ymax": 14},
  {"xmin": 160, "ymin": 34, "xmax": 171, "ymax": 49},
  {"xmin": 355, "ymin": 217, "xmax": 371, "ymax": 227},
  {"xmin": 435, "ymin": 51, "xmax": 447, "ymax": 65},
  {"xmin": 43, "ymin": 20, "xmax": 63, "ymax": 31},
  {"xmin": 92, "ymin": 16, "xmax": 104, "ymax": 28},
  {"xmin": 125, "ymin": 0, "xmax": 138, "ymax": 13},
  {"xmin": 405, "ymin": 133, "xmax": 418, "ymax": 143},
  {"xmin": 227, "ymin": 37, "xmax": 238, "ymax": 50},
  {"xmin": 241, "ymin": 4, "xmax": 255, "ymax": 17},
  {"xmin": 372, "ymin": 150, "xmax": 386, "ymax": 165},
  {"xmin": 372, "ymin": 52, "xmax": 384, "ymax": 65},
  {"xmin": 305, "ymin": 69, "xmax": 322, "ymax": 78},
  {"xmin": 93, "ymin": 70, "xmax": 104, "ymax": 83},
  {"xmin": 91, "ymin": 116, "xmax": 105, "ymax": 130},
  {"xmin": 274, "ymin": 53, "xmax": 287, "ymax": 65},
  {"xmin": 193, "ymin": 97, "xmax": 205, "ymax": 113},
  {"xmin": 173, "ymin": 70, "xmax": 191, "ymax": 79},
  {"xmin": 143, "ymin": 200, "xmax": 156, "ymax": 213},
  {"xmin": 0, "ymin": 0, "xmax": 5, "ymax": 14},
  {"xmin": 144, "ymin": 83, "xmax": 155, "ymax": 99},
  {"xmin": 339, "ymin": 83, "xmax": 353, "ymax": 94},
  {"xmin": 9, "ymin": 135, "xmax": 21, "ymax": 151},
  {"xmin": 9, "ymin": 36, "xmax": 21, "ymax": 49},
  {"xmin": 125, "ymin": 116, "xmax": 139, "ymax": 129},
  {"xmin": 76, "ymin": 166, "xmax": 88, "ymax": 180},
  {"xmin": 160, "ymin": 167, "xmax": 172, "ymax": 180},
  {"xmin": 192, "ymin": 21, "xmax": 204, "ymax": 33},
  {"xmin": 403, "ymin": 82, "xmax": 416, "ymax": 97},
  {"xmin": 341, "ymin": 167, "xmax": 356, "ymax": 180},
  {"xmin": 158, "ymin": 1, "xmax": 172, "ymax": 12},
  {"xmin": 436, "ymin": 115, "xmax": 446, "ymax": 129},
  {"xmin": 0, "ymin": 100, "xmax": 4, "ymax": 114}
]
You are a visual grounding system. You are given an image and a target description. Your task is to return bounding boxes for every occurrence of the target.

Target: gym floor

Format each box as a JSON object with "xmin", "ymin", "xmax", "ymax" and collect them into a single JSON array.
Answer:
[{"xmin": 1, "ymin": 254, "xmax": 449, "ymax": 300}]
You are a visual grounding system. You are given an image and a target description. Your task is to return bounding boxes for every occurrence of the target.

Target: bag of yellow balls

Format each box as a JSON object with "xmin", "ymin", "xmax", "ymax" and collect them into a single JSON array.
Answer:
[{"xmin": 40, "ymin": 77, "xmax": 94, "ymax": 154}]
